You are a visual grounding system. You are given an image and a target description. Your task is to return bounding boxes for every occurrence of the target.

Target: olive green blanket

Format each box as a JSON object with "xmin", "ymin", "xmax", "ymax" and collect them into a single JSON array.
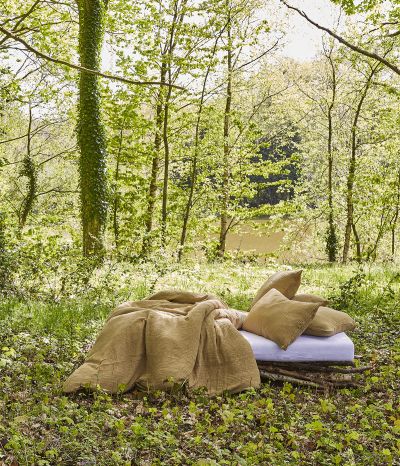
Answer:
[{"xmin": 63, "ymin": 290, "xmax": 260, "ymax": 395}]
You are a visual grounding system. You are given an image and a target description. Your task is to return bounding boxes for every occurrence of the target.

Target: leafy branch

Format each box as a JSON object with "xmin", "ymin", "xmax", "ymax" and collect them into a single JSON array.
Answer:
[
  {"xmin": 0, "ymin": 25, "xmax": 184, "ymax": 89},
  {"xmin": 280, "ymin": 1, "xmax": 400, "ymax": 76}
]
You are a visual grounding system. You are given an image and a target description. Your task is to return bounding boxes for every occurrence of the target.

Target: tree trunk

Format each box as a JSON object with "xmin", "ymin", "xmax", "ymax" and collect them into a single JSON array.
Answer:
[
  {"xmin": 217, "ymin": 13, "xmax": 232, "ymax": 258},
  {"xmin": 342, "ymin": 149, "xmax": 355, "ymax": 263},
  {"xmin": 342, "ymin": 65, "xmax": 378, "ymax": 263},
  {"xmin": 352, "ymin": 222, "xmax": 361, "ymax": 262},
  {"xmin": 326, "ymin": 51, "xmax": 337, "ymax": 262},
  {"xmin": 160, "ymin": 0, "xmax": 186, "ymax": 249},
  {"xmin": 0, "ymin": 211, "xmax": 9, "ymax": 288},
  {"xmin": 144, "ymin": 0, "xmax": 187, "ymax": 253},
  {"xmin": 177, "ymin": 99, "xmax": 203, "ymax": 262},
  {"xmin": 178, "ymin": 42, "xmax": 217, "ymax": 261},
  {"xmin": 112, "ymin": 127, "xmax": 123, "ymax": 249},
  {"xmin": 391, "ymin": 170, "xmax": 400, "ymax": 257},
  {"xmin": 161, "ymin": 77, "xmax": 172, "ymax": 248},
  {"xmin": 19, "ymin": 104, "xmax": 36, "ymax": 230},
  {"xmin": 367, "ymin": 205, "xmax": 393, "ymax": 261},
  {"xmin": 77, "ymin": 0, "xmax": 108, "ymax": 257},
  {"xmin": 141, "ymin": 63, "xmax": 167, "ymax": 257}
]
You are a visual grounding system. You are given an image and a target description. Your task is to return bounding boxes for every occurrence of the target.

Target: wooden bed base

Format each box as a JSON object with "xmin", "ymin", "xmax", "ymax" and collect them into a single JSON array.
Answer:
[{"xmin": 257, "ymin": 357, "xmax": 371, "ymax": 389}]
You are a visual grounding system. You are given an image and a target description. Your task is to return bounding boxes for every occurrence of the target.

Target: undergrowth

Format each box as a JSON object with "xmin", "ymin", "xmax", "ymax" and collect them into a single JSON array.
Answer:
[{"xmin": 0, "ymin": 263, "xmax": 399, "ymax": 465}]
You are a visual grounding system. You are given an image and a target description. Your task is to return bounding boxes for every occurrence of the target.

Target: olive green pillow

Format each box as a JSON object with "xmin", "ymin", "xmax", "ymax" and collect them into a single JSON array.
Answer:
[
  {"xmin": 243, "ymin": 288, "xmax": 320, "ymax": 350},
  {"xmin": 251, "ymin": 270, "xmax": 303, "ymax": 308},
  {"xmin": 304, "ymin": 306, "xmax": 356, "ymax": 337},
  {"xmin": 292, "ymin": 293, "xmax": 328, "ymax": 306}
]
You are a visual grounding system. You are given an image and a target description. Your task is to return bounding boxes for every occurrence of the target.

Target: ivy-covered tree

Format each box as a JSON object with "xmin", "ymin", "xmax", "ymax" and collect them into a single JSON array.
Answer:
[{"xmin": 77, "ymin": 0, "xmax": 108, "ymax": 257}]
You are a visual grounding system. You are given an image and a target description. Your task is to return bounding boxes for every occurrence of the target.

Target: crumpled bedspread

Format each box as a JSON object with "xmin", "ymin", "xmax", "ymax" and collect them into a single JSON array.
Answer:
[{"xmin": 63, "ymin": 289, "xmax": 260, "ymax": 395}]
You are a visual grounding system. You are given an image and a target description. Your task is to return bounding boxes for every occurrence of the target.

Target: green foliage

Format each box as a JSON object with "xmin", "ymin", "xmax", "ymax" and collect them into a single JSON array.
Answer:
[
  {"xmin": 330, "ymin": 268, "xmax": 369, "ymax": 310},
  {"xmin": 0, "ymin": 264, "xmax": 399, "ymax": 465},
  {"xmin": 1, "ymin": 1, "xmax": 400, "ymax": 463},
  {"xmin": 2, "ymin": 0, "xmax": 398, "ymax": 263},
  {"xmin": 329, "ymin": 267, "xmax": 400, "ymax": 328},
  {"xmin": 331, "ymin": 0, "xmax": 399, "ymax": 14},
  {"xmin": 292, "ymin": 44, "xmax": 400, "ymax": 263},
  {"xmin": 0, "ymin": 211, "xmax": 13, "ymax": 293}
]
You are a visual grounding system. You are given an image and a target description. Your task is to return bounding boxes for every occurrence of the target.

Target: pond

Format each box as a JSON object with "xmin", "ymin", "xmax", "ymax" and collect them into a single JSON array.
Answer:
[{"xmin": 225, "ymin": 219, "xmax": 284, "ymax": 255}]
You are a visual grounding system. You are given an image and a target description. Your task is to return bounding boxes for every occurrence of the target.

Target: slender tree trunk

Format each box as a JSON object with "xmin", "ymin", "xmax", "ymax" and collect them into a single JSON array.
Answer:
[
  {"xmin": 178, "ymin": 83, "xmax": 206, "ymax": 261},
  {"xmin": 352, "ymin": 222, "xmax": 361, "ymax": 262},
  {"xmin": 391, "ymin": 217, "xmax": 397, "ymax": 257},
  {"xmin": 342, "ymin": 155, "xmax": 355, "ymax": 263},
  {"xmin": 161, "ymin": 76, "xmax": 172, "ymax": 248},
  {"xmin": 0, "ymin": 211, "xmax": 9, "ymax": 289},
  {"xmin": 178, "ymin": 33, "xmax": 222, "ymax": 262},
  {"xmin": 77, "ymin": 0, "xmax": 108, "ymax": 257},
  {"xmin": 144, "ymin": 0, "xmax": 187, "ymax": 254},
  {"xmin": 19, "ymin": 104, "xmax": 36, "ymax": 230},
  {"xmin": 160, "ymin": 0, "xmax": 187, "ymax": 248},
  {"xmin": 326, "ymin": 52, "xmax": 337, "ymax": 262},
  {"xmin": 342, "ymin": 132, "xmax": 357, "ymax": 264},
  {"xmin": 392, "ymin": 226, "xmax": 396, "ymax": 257},
  {"xmin": 342, "ymin": 65, "xmax": 378, "ymax": 263},
  {"xmin": 367, "ymin": 211, "xmax": 388, "ymax": 261},
  {"xmin": 391, "ymin": 170, "xmax": 400, "ymax": 257},
  {"xmin": 141, "ymin": 63, "xmax": 167, "ymax": 257},
  {"xmin": 112, "ymin": 127, "xmax": 123, "ymax": 249},
  {"xmin": 177, "ymin": 136, "xmax": 198, "ymax": 262},
  {"xmin": 217, "ymin": 13, "xmax": 232, "ymax": 258}
]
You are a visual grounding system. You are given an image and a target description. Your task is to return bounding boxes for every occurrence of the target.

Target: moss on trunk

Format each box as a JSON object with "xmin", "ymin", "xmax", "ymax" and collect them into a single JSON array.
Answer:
[{"xmin": 77, "ymin": 0, "xmax": 108, "ymax": 257}]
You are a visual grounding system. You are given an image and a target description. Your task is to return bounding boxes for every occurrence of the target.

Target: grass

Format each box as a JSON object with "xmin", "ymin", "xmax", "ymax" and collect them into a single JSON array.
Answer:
[{"xmin": 0, "ymin": 262, "xmax": 399, "ymax": 465}]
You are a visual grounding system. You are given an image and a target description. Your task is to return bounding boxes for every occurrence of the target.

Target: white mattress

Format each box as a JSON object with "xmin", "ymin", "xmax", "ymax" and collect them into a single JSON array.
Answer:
[{"xmin": 239, "ymin": 330, "xmax": 354, "ymax": 362}]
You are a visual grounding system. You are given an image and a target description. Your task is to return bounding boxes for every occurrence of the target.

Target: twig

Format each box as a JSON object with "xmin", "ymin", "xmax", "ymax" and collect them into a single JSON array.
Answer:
[
  {"xmin": 260, "ymin": 370, "xmax": 322, "ymax": 388},
  {"xmin": 257, "ymin": 362, "xmax": 371, "ymax": 374},
  {"xmin": 260, "ymin": 369, "xmax": 360, "ymax": 388}
]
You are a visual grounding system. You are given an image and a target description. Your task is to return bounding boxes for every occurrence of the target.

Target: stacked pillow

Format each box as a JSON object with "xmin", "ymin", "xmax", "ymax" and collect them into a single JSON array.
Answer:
[{"xmin": 242, "ymin": 270, "xmax": 356, "ymax": 350}]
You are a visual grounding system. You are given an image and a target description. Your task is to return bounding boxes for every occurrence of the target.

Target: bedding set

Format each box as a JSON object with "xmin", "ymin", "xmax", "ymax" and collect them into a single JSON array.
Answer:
[
  {"xmin": 241, "ymin": 270, "xmax": 356, "ymax": 363},
  {"xmin": 63, "ymin": 270, "xmax": 356, "ymax": 395}
]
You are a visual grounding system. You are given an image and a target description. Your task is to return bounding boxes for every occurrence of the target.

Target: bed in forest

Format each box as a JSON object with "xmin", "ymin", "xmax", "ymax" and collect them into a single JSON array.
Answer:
[{"xmin": 63, "ymin": 269, "xmax": 370, "ymax": 394}]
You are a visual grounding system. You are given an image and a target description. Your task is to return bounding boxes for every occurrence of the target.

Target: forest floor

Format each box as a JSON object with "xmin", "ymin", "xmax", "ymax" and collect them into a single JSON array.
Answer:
[{"xmin": 0, "ymin": 263, "xmax": 399, "ymax": 465}]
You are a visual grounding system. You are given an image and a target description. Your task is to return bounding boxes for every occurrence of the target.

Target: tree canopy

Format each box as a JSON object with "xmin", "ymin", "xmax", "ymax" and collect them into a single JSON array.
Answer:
[{"xmin": 0, "ymin": 0, "xmax": 399, "ymax": 269}]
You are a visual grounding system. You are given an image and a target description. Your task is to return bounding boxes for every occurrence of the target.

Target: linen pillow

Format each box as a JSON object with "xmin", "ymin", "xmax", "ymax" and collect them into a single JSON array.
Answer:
[
  {"xmin": 292, "ymin": 293, "xmax": 328, "ymax": 306},
  {"xmin": 243, "ymin": 288, "xmax": 320, "ymax": 350},
  {"xmin": 304, "ymin": 306, "xmax": 356, "ymax": 337},
  {"xmin": 251, "ymin": 270, "xmax": 302, "ymax": 307}
]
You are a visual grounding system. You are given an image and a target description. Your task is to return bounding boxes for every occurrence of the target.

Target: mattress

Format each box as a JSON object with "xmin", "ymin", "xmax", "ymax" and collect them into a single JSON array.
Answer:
[{"xmin": 239, "ymin": 330, "xmax": 354, "ymax": 362}]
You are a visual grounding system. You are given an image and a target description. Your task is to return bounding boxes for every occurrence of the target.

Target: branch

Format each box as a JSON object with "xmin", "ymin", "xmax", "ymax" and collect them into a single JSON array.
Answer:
[
  {"xmin": 0, "ymin": 25, "xmax": 184, "ymax": 89},
  {"xmin": 37, "ymin": 146, "xmax": 77, "ymax": 166},
  {"xmin": 35, "ymin": 188, "xmax": 79, "ymax": 197},
  {"xmin": 0, "ymin": 133, "xmax": 30, "ymax": 145},
  {"xmin": 234, "ymin": 39, "xmax": 281, "ymax": 72},
  {"xmin": 280, "ymin": 1, "xmax": 400, "ymax": 76}
]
